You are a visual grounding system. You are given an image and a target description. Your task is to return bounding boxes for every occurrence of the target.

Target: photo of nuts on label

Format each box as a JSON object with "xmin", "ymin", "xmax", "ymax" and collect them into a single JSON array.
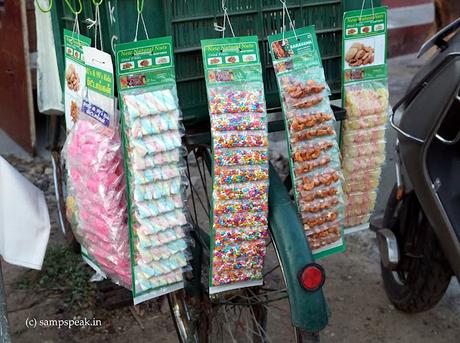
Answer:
[
  {"xmin": 345, "ymin": 42, "xmax": 374, "ymax": 67},
  {"xmin": 66, "ymin": 63, "xmax": 80, "ymax": 92},
  {"xmin": 70, "ymin": 100, "xmax": 78, "ymax": 123}
]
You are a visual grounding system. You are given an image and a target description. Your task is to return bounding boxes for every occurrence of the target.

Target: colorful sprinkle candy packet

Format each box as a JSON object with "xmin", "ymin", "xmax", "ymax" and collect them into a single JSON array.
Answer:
[
  {"xmin": 116, "ymin": 37, "xmax": 190, "ymax": 304},
  {"xmin": 202, "ymin": 36, "xmax": 269, "ymax": 293},
  {"xmin": 269, "ymin": 26, "xmax": 345, "ymax": 258},
  {"xmin": 341, "ymin": 7, "xmax": 389, "ymax": 228}
]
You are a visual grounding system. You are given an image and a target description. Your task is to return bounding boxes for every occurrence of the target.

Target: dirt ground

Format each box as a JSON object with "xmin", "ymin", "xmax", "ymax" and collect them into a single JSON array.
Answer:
[{"xmin": 2, "ymin": 54, "xmax": 460, "ymax": 342}]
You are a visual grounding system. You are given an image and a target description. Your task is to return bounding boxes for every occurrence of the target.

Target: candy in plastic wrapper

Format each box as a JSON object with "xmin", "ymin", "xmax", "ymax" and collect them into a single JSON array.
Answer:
[
  {"xmin": 214, "ymin": 165, "xmax": 269, "ymax": 184},
  {"xmin": 213, "ymin": 199, "xmax": 268, "ymax": 215},
  {"xmin": 214, "ymin": 147, "xmax": 269, "ymax": 166},
  {"xmin": 342, "ymin": 141, "xmax": 385, "ymax": 159},
  {"xmin": 342, "ymin": 154, "xmax": 385, "ymax": 174},
  {"xmin": 208, "ymin": 85, "xmax": 265, "ymax": 114},
  {"xmin": 343, "ymin": 112, "xmax": 387, "ymax": 130},
  {"xmin": 213, "ymin": 131, "xmax": 268, "ymax": 148},
  {"xmin": 212, "ymin": 112, "xmax": 266, "ymax": 131},
  {"xmin": 132, "ymin": 177, "xmax": 182, "ymax": 202},
  {"xmin": 306, "ymin": 223, "xmax": 342, "ymax": 250},
  {"xmin": 128, "ymin": 110, "xmax": 180, "ymax": 137},
  {"xmin": 131, "ymin": 148, "xmax": 182, "ymax": 170},
  {"xmin": 341, "ymin": 126, "xmax": 386, "ymax": 146},
  {"xmin": 130, "ymin": 131, "xmax": 182, "ymax": 156},
  {"xmin": 134, "ymin": 194, "xmax": 184, "ymax": 218},
  {"xmin": 345, "ymin": 83, "xmax": 389, "ymax": 117},
  {"xmin": 135, "ymin": 210, "xmax": 188, "ymax": 234},
  {"xmin": 132, "ymin": 164, "xmax": 183, "ymax": 184},
  {"xmin": 214, "ymin": 181, "xmax": 268, "ymax": 201},
  {"xmin": 214, "ymin": 212, "xmax": 269, "ymax": 229},
  {"xmin": 123, "ymin": 88, "xmax": 178, "ymax": 121},
  {"xmin": 214, "ymin": 227, "xmax": 269, "ymax": 245},
  {"xmin": 63, "ymin": 112, "xmax": 131, "ymax": 288}
]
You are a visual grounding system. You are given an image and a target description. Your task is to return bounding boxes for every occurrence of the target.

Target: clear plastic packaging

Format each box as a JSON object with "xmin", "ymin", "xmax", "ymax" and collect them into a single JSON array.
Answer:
[
  {"xmin": 295, "ymin": 168, "xmax": 342, "ymax": 192},
  {"xmin": 343, "ymin": 214, "xmax": 371, "ymax": 227},
  {"xmin": 342, "ymin": 154, "xmax": 386, "ymax": 174},
  {"xmin": 306, "ymin": 223, "xmax": 342, "ymax": 250},
  {"xmin": 119, "ymin": 79, "xmax": 190, "ymax": 300},
  {"xmin": 212, "ymin": 112, "xmax": 267, "ymax": 132},
  {"xmin": 213, "ymin": 181, "xmax": 269, "ymax": 201},
  {"xmin": 299, "ymin": 196, "xmax": 341, "ymax": 214},
  {"xmin": 63, "ymin": 108, "xmax": 131, "ymax": 288},
  {"xmin": 302, "ymin": 207, "xmax": 343, "ymax": 228},
  {"xmin": 293, "ymin": 154, "xmax": 340, "ymax": 178},
  {"xmin": 214, "ymin": 164, "xmax": 269, "ymax": 185},
  {"xmin": 267, "ymin": 27, "xmax": 345, "ymax": 255},
  {"xmin": 343, "ymin": 112, "xmax": 387, "ymax": 130},
  {"xmin": 292, "ymin": 140, "xmax": 338, "ymax": 163},
  {"xmin": 341, "ymin": 126, "xmax": 386, "ymax": 146},
  {"xmin": 344, "ymin": 80, "xmax": 390, "ymax": 117},
  {"xmin": 341, "ymin": 141, "xmax": 386, "ymax": 159},
  {"xmin": 298, "ymin": 184, "xmax": 342, "ymax": 203},
  {"xmin": 214, "ymin": 147, "xmax": 269, "ymax": 166},
  {"xmin": 213, "ymin": 131, "xmax": 269, "ymax": 148},
  {"xmin": 213, "ymin": 199, "xmax": 268, "ymax": 215},
  {"xmin": 214, "ymin": 212, "xmax": 269, "ymax": 229},
  {"xmin": 208, "ymin": 83, "xmax": 266, "ymax": 114},
  {"xmin": 290, "ymin": 124, "xmax": 336, "ymax": 143},
  {"xmin": 203, "ymin": 37, "xmax": 270, "ymax": 290}
]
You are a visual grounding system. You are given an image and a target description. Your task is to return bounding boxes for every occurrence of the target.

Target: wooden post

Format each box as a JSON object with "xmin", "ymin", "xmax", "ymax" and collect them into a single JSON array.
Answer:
[{"xmin": 0, "ymin": 263, "xmax": 11, "ymax": 343}]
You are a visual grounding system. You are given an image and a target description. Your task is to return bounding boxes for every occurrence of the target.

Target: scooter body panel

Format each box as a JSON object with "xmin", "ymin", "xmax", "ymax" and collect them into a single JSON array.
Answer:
[{"xmin": 395, "ymin": 35, "xmax": 460, "ymax": 280}]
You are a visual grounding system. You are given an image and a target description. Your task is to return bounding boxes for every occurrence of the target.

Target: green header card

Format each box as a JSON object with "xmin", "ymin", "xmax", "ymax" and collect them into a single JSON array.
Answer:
[
  {"xmin": 267, "ymin": 26, "xmax": 322, "ymax": 72},
  {"xmin": 201, "ymin": 36, "xmax": 261, "ymax": 70},
  {"xmin": 115, "ymin": 37, "xmax": 175, "ymax": 91},
  {"xmin": 201, "ymin": 36, "xmax": 263, "ymax": 84},
  {"xmin": 64, "ymin": 29, "xmax": 91, "ymax": 64},
  {"xmin": 342, "ymin": 6, "xmax": 388, "ymax": 85},
  {"xmin": 86, "ymin": 66, "xmax": 114, "ymax": 97}
]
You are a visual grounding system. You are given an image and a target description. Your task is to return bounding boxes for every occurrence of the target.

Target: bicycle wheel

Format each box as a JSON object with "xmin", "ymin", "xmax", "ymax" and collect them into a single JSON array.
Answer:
[{"xmin": 168, "ymin": 145, "xmax": 320, "ymax": 343}]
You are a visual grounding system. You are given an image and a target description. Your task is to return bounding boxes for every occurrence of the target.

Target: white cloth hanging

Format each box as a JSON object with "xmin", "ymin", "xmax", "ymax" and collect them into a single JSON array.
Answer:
[
  {"xmin": 35, "ymin": 1, "xmax": 64, "ymax": 115},
  {"xmin": 0, "ymin": 157, "xmax": 50, "ymax": 270}
]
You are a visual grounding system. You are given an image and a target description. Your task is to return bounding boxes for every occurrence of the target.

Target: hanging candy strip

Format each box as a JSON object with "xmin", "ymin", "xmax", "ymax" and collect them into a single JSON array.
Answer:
[
  {"xmin": 201, "ymin": 36, "xmax": 270, "ymax": 293},
  {"xmin": 268, "ymin": 26, "xmax": 346, "ymax": 258},
  {"xmin": 340, "ymin": 6, "xmax": 389, "ymax": 228},
  {"xmin": 116, "ymin": 37, "xmax": 190, "ymax": 304}
]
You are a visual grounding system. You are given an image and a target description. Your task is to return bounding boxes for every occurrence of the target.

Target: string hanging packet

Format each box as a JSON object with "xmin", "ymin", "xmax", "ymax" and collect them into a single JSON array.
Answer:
[
  {"xmin": 201, "ymin": 36, "xmax": 270, "ymax": 293},
  {"xmin": 62, "ymin": 47, "xmax": 131, "ymax": 288},
  {"xmin": 268, "ymin": 26, "xmax": 346, "ymax": 258},
  {"xmin": 115, "ymin": 36, "xmax": 191, "ymax": 304},
  {"xmin": 340, "ymin": 6, "xmax": 389, "ymax": 228}
]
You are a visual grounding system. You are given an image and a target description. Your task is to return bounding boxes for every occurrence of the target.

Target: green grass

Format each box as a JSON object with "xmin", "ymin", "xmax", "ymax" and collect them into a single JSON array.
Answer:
[{"xmin": 18, "ymin": 245, "xmax": 96, "ymax": 309}]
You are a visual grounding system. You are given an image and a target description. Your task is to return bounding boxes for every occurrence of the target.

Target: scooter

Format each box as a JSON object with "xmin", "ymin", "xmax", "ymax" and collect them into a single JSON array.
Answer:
[{"xmin": 371, "ymin": 17, "xmax": 460, "ymax": 312}]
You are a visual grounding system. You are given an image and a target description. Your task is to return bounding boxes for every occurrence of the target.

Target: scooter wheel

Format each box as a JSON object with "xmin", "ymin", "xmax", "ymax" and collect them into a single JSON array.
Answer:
[{"xmin": 380, "ymin": 186, "xmax": 452, "ymax": 313}]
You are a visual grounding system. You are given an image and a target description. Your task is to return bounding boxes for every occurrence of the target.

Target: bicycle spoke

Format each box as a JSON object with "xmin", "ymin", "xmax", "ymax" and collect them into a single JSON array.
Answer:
[
  {"xmin": 263, "ymin": 264, "xmax": 280, "ymax": 278},
  {"xmin": 190, "ymin": 181, "xmax": 210, "ymax": 218},
  {"xmin": 193, "ymin": 148, "xmax": 211, "ymax": 210},
  {"xmin": 185, "ymin": 154, "xmax": 199, "ymax": 225}
]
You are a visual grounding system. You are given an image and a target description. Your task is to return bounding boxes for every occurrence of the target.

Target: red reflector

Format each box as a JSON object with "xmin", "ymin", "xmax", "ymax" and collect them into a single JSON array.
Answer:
[{"xmin": 300, "ymin": 264, "xmax": 325, "ymax": 291}]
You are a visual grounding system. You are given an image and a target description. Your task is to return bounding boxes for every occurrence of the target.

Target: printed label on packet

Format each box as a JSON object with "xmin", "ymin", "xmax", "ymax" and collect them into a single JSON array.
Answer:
[
  {"xmin": 116, "ymin": 37, "xmax": 175, "ymax": 90},
  {"xmin": 342, "ymin": 6, "xmax": 388, "ymax": 85},
  {"xmin": 83, "ymin": 47, "xmax": 116, "ymax": 128},
  {"xmin": 203, "ymin": 36, "xmax": 262, "ymax": 84},
  {"xmin": 63, "ymin": 29, "xmax": 91, "ymax": 130},
  {"xmin": 81, "ymin": 100, "xmax": 110, "ymax": 127}
]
